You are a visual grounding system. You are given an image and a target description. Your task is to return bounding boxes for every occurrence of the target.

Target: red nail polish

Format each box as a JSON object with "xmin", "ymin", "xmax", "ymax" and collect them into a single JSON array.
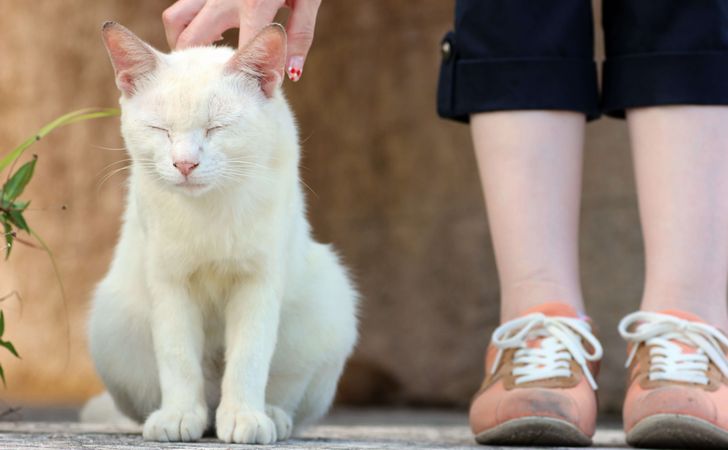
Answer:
[{"xmin": 287, "ymin": 56, "xmax": 304, "ymax": 82}]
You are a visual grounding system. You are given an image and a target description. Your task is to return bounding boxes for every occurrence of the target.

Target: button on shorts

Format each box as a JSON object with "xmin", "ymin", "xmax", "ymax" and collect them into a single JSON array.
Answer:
[{"xmin": 437, "ymin": 0, "xmax": 728, "ymax": 122}]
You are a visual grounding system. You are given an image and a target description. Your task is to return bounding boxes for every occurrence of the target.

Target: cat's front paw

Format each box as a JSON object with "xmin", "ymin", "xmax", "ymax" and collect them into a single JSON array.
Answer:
[
  {"xmin": 142, "ymin": 406, "xmax": 207, "ymax": 442},
  {"xmin": 266, "ymin": 404, "xmax": 293, "ymax": 440},
  {"xmin": 216, "ymin": 405, "xmax": 277, "ymax": 444}
]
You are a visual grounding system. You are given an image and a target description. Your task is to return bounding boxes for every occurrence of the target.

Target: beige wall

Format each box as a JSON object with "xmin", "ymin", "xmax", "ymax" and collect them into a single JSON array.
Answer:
[{"xmin": 0, "ymin": 1, "xmax": 640, "ymax": 414}]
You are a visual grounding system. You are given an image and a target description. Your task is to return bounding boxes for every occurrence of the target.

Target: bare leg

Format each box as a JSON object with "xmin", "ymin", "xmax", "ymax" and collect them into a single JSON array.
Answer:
[
  {"xmin": 471, "ymin": 111, "xmax": 586, "ymax": 322},
  {"xmin": 628, "ymin": 106, "xmax": 728, "ymax": 331}
]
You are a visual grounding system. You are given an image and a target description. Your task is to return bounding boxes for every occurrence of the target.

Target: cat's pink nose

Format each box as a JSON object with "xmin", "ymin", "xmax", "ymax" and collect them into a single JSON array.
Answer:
[{"xmin": 173, "ymin": 161, "xmax": 199, "ymax": 176}]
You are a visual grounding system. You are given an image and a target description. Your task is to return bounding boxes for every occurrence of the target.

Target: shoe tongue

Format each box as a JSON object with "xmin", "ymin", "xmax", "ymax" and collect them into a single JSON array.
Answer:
[
  {"xmin": 517, "ymin": 302, "xmax": 582, "ymax": 349},
  {"xmin": 657, "ymin": 309, "xmax": 706, "ymax": 323},
  {"xmin": 519, "ymin": 301, "xmax": 581, "ymax": 319},
  {"xmin": 655, "ymin": 310, "xmax": 706, "ymax": 354}
]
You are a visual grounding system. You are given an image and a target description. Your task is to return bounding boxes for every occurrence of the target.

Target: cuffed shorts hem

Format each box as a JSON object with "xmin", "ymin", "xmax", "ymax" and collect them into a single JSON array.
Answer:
[
  {"xmin": 601, "ymin": 51, "xmax": 728, "ymax": 118},
  {"xmin": 438, "ymin": 59, "xmax": 600, "ymax": 123}
]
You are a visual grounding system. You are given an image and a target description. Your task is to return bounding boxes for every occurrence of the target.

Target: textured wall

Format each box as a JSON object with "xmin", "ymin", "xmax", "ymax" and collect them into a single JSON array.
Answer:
[{"xmin": 0, "ymin": 1, "xmax": 641, "ymax": 414}]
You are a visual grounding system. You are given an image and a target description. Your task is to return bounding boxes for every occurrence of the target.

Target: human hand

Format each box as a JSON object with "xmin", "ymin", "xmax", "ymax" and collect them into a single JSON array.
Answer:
[{"xmin": 162, "ymin": 0, "xmax": 321, "ymax": 81}]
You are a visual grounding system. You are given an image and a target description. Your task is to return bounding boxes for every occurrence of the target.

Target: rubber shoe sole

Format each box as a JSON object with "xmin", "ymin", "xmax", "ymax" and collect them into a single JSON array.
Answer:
[
  {"xmin": 627, "ymin": 414, "xmax": 728, "ymax": 449},
  {"xmin": 474, "ymin": 416, "xmax": 592, "ymax": 447}
]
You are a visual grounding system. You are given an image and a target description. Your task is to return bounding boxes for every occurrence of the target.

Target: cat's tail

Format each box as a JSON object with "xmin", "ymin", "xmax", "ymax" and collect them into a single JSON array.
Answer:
[{"xmin": 80, "ymin": 391, "xmax": 137, "ymax": 427}]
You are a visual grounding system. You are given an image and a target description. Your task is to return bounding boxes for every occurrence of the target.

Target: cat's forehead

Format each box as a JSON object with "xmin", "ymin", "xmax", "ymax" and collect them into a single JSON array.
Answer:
[
  {"xmin": 135, "ymin": 46, "xmax": 255, "ymax": 123},
  {"xmin": 159, "ymin": 46, "xmax": 236, "ymax": 84}
]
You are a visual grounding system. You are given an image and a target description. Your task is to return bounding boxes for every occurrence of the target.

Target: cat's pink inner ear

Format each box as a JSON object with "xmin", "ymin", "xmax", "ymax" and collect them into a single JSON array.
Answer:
[
  {"xmin": 226, "ymin": 24, "xmax": 287, "ymax": 98},
  {"xmin": 102, "ymin": 22, "xmax": 157, "ymax": 96}
]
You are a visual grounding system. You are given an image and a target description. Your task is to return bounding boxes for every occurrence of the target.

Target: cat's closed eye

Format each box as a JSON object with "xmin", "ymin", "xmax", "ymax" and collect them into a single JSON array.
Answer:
[
  {"xmin": 148, "ymin": 125, "xmax": 171, "ymax": 140},
  {"xmin": 205, "ymin": 125, "xmax": 224, "ymax": 138}
]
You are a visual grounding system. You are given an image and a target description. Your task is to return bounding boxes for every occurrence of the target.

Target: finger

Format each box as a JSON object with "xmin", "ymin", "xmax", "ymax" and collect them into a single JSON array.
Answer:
[
  {"xmin": 284, "ymin": 0, "xmax": 321, "ymax": 81},
  {"xmin": 176, "ymin": 1, "xmax": 239, "ymax": 49},
  {"xmin": 237, "ymin": 0, "xmax": 284, "ymax": 48},
  {"xmin": 162, "ymin": 0, "xmax": 207, "ymax": 50}
]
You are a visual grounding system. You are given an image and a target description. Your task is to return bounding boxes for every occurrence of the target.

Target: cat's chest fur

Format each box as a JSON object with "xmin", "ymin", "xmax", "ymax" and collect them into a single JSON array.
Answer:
[{"xmin": 132, "ymin": 174, "xmax": 291, "ymax": 278}]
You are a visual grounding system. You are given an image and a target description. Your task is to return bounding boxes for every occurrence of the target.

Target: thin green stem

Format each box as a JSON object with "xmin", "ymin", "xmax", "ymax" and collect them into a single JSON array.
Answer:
[{"xmin": 0, "ymin": 108, "xmax": 120, "ymax": 172}]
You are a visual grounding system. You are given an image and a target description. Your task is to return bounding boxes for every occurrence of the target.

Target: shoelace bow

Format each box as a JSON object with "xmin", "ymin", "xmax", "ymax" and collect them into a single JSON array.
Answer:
[
  {"xmin": 491, "ymin": 313, "xmax": 603, "ymax": 390},
  {"xmin": 619, "ymin": 311, "xmax": 728, "ymax": 385}
]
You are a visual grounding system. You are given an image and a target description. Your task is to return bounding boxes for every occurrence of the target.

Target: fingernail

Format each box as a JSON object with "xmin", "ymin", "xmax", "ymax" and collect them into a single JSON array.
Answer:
[{"xmin": 287, "ymin": 56, "xmax": 304, "ymax": 82}]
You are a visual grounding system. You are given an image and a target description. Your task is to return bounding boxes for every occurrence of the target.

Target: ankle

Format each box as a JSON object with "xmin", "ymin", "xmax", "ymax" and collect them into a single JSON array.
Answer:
[
  {"xmin": 500, "ymin": 279, "xmax": 584, "ymax": 322},
  {"xmin": 640, "ymin": 294, "xmax": 728, "ymax": 333}
]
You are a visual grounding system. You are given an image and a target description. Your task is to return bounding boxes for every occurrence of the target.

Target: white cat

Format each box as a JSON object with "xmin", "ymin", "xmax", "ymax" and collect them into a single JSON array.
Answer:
[{"xmin": 85, "ymin": 21, "xmax": 358, "ymax": 444}]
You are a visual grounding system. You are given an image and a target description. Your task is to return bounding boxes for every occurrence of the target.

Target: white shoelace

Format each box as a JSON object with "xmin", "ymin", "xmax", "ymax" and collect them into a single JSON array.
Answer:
[
  {"xmin": 618, "ymin": 311, "xmax": 728, "ymax": 385},
  {"xmin": 491, "ymin": 313, "xmax": 603, "ymax": 390}
]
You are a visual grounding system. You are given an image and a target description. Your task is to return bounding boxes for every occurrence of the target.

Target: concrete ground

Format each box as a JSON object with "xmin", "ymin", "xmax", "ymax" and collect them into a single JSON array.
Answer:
[{"xmin": 0, "ymin": 408, "xmax": 627, "ymax": 449}]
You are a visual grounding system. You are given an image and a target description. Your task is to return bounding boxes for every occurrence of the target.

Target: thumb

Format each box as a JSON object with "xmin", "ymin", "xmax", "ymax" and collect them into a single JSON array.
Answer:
[{"xmin": 284, "ymin": 0, "xmax": 321, "ymax": 82}]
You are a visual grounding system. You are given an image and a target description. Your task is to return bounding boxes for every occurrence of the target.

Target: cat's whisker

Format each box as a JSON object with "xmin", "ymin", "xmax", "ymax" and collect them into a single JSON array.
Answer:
[
  {"xmin": 97, "ymin": 162, "xmax": 156, "ymax": 182},
  {"xmin": 219, "ymin": 170, "xmax": 276, "ymax": 183},
  {"xmin": 98, "ymin": 165, "xmax": 131, "ymax": 182},
  {"xmin": 222, "ymin": 167, "xmax": 316, "ymax": 196},
  {"xmin": 226, "ymin": 163, "xmax": 271, "ymax": 171},
  {"xmin": 300, "ymin": 131, "xmax": 314, "ymax": 145},
  {"xmin": 96, "ymin": 166, "xmax": 131, "ymax": 183},
  {"xmin": 298, "ymin": 177, "xmax": 318, "ymax": 198},
  {"xmin": 227, "ymin": 158, "xmax": 267, "ymax": 163},
  {"xmin": 220, "ymin": 168, "xmax": 271, "ymax": 175},
  {"xmin": 217, "ymin": 175, "xmax": 261, "ymax": 186},
  {"xmin": 97, "ymin": 158, "xmax": 156, "ymax": 172},
  {"xmin": 97, "ymin": 158, "xmax": 135, "ymax": 173},
  {"xmin": 92, "ymin": 144, "xmax": 129, "ymax": 152},
  {"xmin": 226, "ymin": 158, "xmax": 270, "ymax": 165},
  {"xmin": 220, "ymin": 166, "xmax": 270, "ymax": 175},
  {"xmin": 97, "ymin": 165, "xmax": 133, "ymax": 191}
]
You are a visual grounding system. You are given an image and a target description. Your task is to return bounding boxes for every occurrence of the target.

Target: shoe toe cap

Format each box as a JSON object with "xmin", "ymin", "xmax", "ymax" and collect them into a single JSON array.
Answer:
[
  {"xmin": 470, "ymin": 383, "xmax": 595, "ymax": 436},
  {"xmin": 624, "ymin": 384, "xmax": 719, "ymax": 431}
]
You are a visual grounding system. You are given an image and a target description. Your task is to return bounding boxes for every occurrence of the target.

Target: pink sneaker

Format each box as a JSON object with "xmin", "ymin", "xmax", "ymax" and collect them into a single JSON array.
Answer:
[
  {"xmin": 620, "ymin": 310, "xmax": 728, "ymax": 448},
  {"xmin": 469, "ymin": 302, "xmax": 603, "ymax": 446}
]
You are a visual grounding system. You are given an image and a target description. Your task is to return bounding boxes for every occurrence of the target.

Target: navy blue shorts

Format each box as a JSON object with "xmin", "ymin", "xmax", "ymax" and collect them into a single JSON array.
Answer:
[{"xmin": 437, "ymin": 0, "xmax": 728, "ymax": 122}]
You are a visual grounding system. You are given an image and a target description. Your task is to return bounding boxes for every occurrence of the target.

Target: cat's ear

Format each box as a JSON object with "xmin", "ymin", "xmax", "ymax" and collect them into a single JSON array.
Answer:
[
  {"xmin": 101, "ymin": 21, "xmax": 159, "ymax": 97},
  {"xmin": 225, "ymin": 24, "xmax": 286, "ymax": 98}
]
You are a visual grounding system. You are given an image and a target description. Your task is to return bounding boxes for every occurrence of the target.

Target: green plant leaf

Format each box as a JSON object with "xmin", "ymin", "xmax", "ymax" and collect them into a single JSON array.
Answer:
[
  {"xmin": 12, "ymin": 200, "xmax": 30, "ymax": 212},
  {"xmin": 2, "ymin": 221, "xmax": 12, "ymax": 260},
  {"xmin": 2, "ymin": 156, "xmax": 37, "ymax": 202},
  {"xmin": 0, "ymin": 340, "xmax": 19, "ymax": 358},
  {"xmin": 0, "ymin": 107, "xmax": 118, "ymax": 389},
  {"xmin": 7, "ymin": 210, "xmax": 29, "ymax": 233}
]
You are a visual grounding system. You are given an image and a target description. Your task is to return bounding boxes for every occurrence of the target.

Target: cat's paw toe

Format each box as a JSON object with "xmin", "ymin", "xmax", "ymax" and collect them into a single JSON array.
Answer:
[
  {"xmin": 142, "ymin": 406, "xmax": 207, "ymax": 442},
  {"xmin": 216, "ymin": 406, "xmax": 277, "ymax": 444},
  {"xmin": 266, "ymin": 405, "xmax": 293, "ymax": 440}
]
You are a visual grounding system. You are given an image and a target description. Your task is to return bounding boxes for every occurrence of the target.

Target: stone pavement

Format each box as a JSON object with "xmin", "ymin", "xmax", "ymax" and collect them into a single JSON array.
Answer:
[{"xmin": 0, "ymin": 409, "xmax": 627, "ymax": 449}]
